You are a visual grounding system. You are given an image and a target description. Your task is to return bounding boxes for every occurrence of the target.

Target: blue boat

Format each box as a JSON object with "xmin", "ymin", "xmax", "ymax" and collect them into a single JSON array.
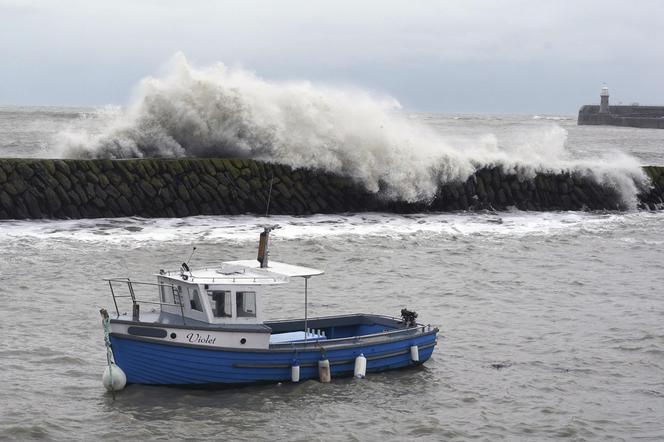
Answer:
[{"xmin": 100, "ymin": 227, "xmax": 439, "ymax": 388}]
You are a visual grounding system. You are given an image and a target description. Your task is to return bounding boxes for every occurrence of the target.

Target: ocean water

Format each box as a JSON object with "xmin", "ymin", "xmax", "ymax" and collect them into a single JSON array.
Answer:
[{"xmin": 1, "ymin": 107, "xmax": 664, "ymax": 441}]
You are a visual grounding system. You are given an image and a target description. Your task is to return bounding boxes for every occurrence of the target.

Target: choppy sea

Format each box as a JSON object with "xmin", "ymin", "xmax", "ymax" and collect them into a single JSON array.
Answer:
[{"xmin": 1, "ymin": 107, "xmax": 663, "ymax": 441}]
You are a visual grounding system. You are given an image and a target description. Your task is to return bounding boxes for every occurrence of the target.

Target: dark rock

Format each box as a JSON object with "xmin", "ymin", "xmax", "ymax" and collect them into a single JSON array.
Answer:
[
  {"xmin": 44, "ymin": 188, "xmax": 62, "ymax": 212},
  {"xmin": 43, "ymin": 161, "xmax": 55, "ymax": 175},
  {"xmin": 85, "ymin": 171, "xmax": 100, "ymax": 184},
  {"xmin": 236, "ymin": 177, "xmax": 251, "ymax": 194},
  {"xmin": 108, "ymin": 172, "xmax": 123, "ymax": 187},
  {"xmin": 188, "ymin": 185, "xmax": 203, "ymax": 204},
  {"xmin": 196, "ymin": 184, "xmax": 211, "ymax": 202},
  {"xmin": 159, "ymin": 187, "xmax": 174, "ymax": 204},
  {"xmin": 117, "ymin": 183, "xmax": 132, "ymax": 198},
  {"xmin": 177, "ymin": 184, "xmax": 190, "ymax": 200},
  {"xmin": 5, "ymin": 179, "xmax": 27, "ymax": 196},
  {"xmin": 105, "ymin": 184, "xmax": 121, "ymax": 200},
  {"xmin": 63, "ymin": 205, "xmax": 80, "ymax": 218},
  {"xmin": 150, "ymin": 176, "xmax": 165, "ymax": 190},
  {"xmin": 143, "ymin": 160, "xmax": 157, "ymax": 177},
  {"xmin": 94, "ymin": 185, "xmax": 108, "ymax": 201},
  {"xmin": 118, "ymin": 166, "xmax": 137, "ymax": 183},
  {"xmin": 202, "ymin": 159, "xmax": 217, "ymax": 176},
  {"xmin": 105, "ymin": 197, "xmax": 121, "ymax": 215},
  {"xmin": 55, "ymin": 186, "xmax": 71, "ymax": 206},
  {"xmin": 117, "ymin": 196, "xmax": 133, "ymax": 215},
  {"xmin": 174, "ymin": 199, "xmax": 188, "ymax": 217},
  {"xmin": 54, "ymin": 171, "xmax": 72, "ymax": 190},
  {"xmin": 186, "ymin": 200, "xmax": 198, "ymax": 214},
  {"xmin": 130, "ymin": 195, "xmax": 143, "ymax": 213},
  {"xmin": 276, "ymin": 182, "xmax": 291, "ymax": 199},
  {"xmin": 54, "ymin": 160, "xmax": 70, "ymax": 175},
  {"xmin": 139, "ymin": 180, "xmax": 157, "ymax": 198},
  {"xmin": 0, "ymin": 190, "xmax": 13, "ymax": 210},
  {"xmin": 23, "ymin": 191, "xmax": 42, "ymax": 218},
  {"xmin": 99, "ymin": 159, "xmax": 114, "ymax": 171},
  {"xmin": 13, "ymin": 200, "xmax": 28, "ymax": 219},
  {"xmin": 225, "ymin": 161, "xmax": 241, "ymax": 179},
  {"xmin": 17, "ymin": 162, "xmax": 34, "ymax": 179},
  {"xmin": 99, "ymin": 174, "xmax": 110, "ymax": 188},
  {"xmin": 74, "ymin": 186, "xmax": 89, "ymax": 204}
]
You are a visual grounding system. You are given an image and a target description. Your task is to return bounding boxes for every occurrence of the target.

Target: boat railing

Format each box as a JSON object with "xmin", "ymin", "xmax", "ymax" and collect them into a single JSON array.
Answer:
[
  {"xmin": 159, "ymin": 267, "xmax": 287, "ymax": 284},
  {"xmin": 104, "ymin": 277, "xmax": 185, "ymax": 320}
]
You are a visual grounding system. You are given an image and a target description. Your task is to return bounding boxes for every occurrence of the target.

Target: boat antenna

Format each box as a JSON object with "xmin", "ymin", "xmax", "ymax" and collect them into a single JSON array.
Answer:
[
  {"xmin": 180, "ymin": 246, "xmax": 196, "ymax": 279},
  {"xmin": 186, "ymin": 246, "xmax": 197, "ymax": 267},
  {"xmin": 265, "ymin": 171, "xmax": 274, "ymax": 217}
]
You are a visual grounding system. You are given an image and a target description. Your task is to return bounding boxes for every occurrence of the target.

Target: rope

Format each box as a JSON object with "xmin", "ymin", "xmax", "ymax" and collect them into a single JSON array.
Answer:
[{"xmin": 100, "ymin": 309, "xmax": 116, "ymax": 400}]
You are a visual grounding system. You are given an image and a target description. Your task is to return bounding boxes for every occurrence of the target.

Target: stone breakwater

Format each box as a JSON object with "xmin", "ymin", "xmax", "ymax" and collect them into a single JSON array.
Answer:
[
  {"xmin": 0, "ymin": 158, "xmax": 662, "ymax": 220},
  {"xmin": 578, "ymin": 105, "xmax": 664, "ymax": 129}
]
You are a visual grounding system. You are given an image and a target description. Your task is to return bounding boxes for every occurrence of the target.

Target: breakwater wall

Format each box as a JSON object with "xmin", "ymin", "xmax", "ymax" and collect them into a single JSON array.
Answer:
[
  {"xmin": 578, "ymin": 105, "xmax": 664, "ymax": 129},
  {"xmin": 0, "ymin": 158, "xmax": 662, "ymax": 220}
]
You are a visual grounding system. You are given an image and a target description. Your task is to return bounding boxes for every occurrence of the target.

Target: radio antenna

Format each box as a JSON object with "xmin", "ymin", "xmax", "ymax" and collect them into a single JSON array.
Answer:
[
  {"xmin": 265, "ymin": 171, "xmax": 274, "ymax": 217},
  {"xmin": 185, "ymin": 246, "xmax": 197, "ymax": 267},
  {"xmin": 181, "ymin": 246, "xmax": 197, "ymax": 278}
]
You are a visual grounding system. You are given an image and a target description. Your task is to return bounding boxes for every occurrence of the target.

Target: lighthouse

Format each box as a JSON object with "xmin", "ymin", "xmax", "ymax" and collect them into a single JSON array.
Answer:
[{"xmin": 599, "ymin": 86, "xmax": 609, "ymax": 114}]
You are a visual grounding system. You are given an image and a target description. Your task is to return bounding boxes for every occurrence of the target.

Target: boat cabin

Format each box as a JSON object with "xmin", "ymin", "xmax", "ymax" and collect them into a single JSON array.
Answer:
[
  {"xmin": 155, "ymin": 260, "xmax": 323, "ymax": 327},
  {"xmin": 105, "ymin": 253, "xmax": 327, "ymax": 350}
]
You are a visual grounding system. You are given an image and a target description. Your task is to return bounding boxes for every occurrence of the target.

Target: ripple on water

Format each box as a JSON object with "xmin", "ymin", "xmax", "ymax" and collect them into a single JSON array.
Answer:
[{"xmin": 0, "ymin": 425, "xmax": 51, "ymax": 441}]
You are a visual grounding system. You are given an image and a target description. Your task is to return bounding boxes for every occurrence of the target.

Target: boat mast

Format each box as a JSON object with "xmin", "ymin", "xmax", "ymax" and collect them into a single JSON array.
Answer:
[{"xmin": 257, "ymin": 225, "xmax": 277, "ymax": 268}]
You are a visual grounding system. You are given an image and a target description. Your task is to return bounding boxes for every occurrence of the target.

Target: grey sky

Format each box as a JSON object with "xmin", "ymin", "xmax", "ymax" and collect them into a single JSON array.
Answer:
[{"xmin": 1, "ymin": 0, "xmax": 663, "ymax": 113}]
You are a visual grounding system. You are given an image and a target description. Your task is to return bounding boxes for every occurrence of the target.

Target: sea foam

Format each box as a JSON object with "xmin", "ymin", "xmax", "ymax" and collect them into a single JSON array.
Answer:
[{"xmin": 55, "ymin": 53, "xmax": 648, "ymax": 206}]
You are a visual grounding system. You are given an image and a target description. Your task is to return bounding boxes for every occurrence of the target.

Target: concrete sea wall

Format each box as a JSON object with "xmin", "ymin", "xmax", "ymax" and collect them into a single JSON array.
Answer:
[
  {"xmin": 578, "ymin": 105, "xmax": 664, "ymax": 129},
  {"xmin": 0, "ymin": 158, "xmax": 661, "ymax": 220}
]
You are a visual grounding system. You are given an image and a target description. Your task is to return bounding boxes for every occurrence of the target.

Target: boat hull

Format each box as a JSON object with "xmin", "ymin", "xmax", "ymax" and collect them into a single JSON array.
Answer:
[{"xmin": 110, "ymin": 331, "xmax": 437, "ymax": 385}]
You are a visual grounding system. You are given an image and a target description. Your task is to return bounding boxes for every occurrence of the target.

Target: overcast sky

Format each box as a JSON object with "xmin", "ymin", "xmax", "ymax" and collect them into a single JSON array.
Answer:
[{"xmin": 1, "ymin": 0, "xmax": 663, "ymax": 114}]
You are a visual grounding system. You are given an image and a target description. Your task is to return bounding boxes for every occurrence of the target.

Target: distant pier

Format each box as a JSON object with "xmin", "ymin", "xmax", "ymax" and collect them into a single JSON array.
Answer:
[{"xmin": 578, "ymin": 87, "xmax": 664, "ymax": 129}]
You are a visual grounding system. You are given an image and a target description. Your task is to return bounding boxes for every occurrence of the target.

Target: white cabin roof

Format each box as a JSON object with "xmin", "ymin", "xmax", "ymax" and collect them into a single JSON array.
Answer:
[
  {"xmin": 225, "ymin": 260, "xmax": 324, "ymax": 278},
  {"xmin": 157, "ymin": 260, "xmax": 323, "ymax": 285}
]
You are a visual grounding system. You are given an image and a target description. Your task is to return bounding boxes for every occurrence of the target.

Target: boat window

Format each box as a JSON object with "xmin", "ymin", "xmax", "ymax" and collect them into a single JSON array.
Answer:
[
  {"xmin": 190, "ymin": 289, "xmax": 203, "ymax": 312},
  {"xmin": 160, "ymin": 285, "xmax": 166, "ymax": 303},
  {"xmin": 209, "ymin": 291, "xmax": 232, "ymax": 318},
  {"xmin": 236, "ymin": 291, "xmax": 256, "ymax": 317}
]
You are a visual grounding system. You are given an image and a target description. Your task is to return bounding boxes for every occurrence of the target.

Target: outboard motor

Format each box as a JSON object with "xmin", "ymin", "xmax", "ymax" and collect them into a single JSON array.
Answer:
[{"xmin": 400, "ymin": 308, "xmax": 418, "ymax": 328}]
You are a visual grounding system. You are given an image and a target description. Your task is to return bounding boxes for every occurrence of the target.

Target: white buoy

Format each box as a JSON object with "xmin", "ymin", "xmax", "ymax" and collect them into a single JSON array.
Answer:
[
  {"xmin": 102, "ymin": 363, "xmax": 127, "ymax": 392},
  {"xmin": 354, "ymin": 354, "xmax": 367, "ymax": 378},
  {"xmin": 291, "ymin": 363, "xmax": 301, "ymax": 383},
  {"xmin": 410, "ymin": 345, "xmax": 420, "ymax": 362},
  {"xmin": 318, "ymin": 359, "xmax": 331, "ymax": 383}
]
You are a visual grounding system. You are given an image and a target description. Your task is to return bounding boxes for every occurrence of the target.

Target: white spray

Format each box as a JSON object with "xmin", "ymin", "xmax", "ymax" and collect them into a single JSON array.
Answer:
[{"xmin": 55, "ymin": 53, "xmax": 648, "ymax": 206}]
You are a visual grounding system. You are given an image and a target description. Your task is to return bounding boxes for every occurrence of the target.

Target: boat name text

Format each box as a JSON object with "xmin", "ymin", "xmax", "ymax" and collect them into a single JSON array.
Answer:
[{"xmin": 186, "ymin": 332, "xmax": 216, "ymax": 344}]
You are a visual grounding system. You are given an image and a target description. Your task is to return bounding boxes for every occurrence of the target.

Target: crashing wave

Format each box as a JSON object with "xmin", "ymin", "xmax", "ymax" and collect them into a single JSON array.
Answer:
[{"xmin": 55, "ymin": 53, "xmax": 648, "ymax": 206}]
